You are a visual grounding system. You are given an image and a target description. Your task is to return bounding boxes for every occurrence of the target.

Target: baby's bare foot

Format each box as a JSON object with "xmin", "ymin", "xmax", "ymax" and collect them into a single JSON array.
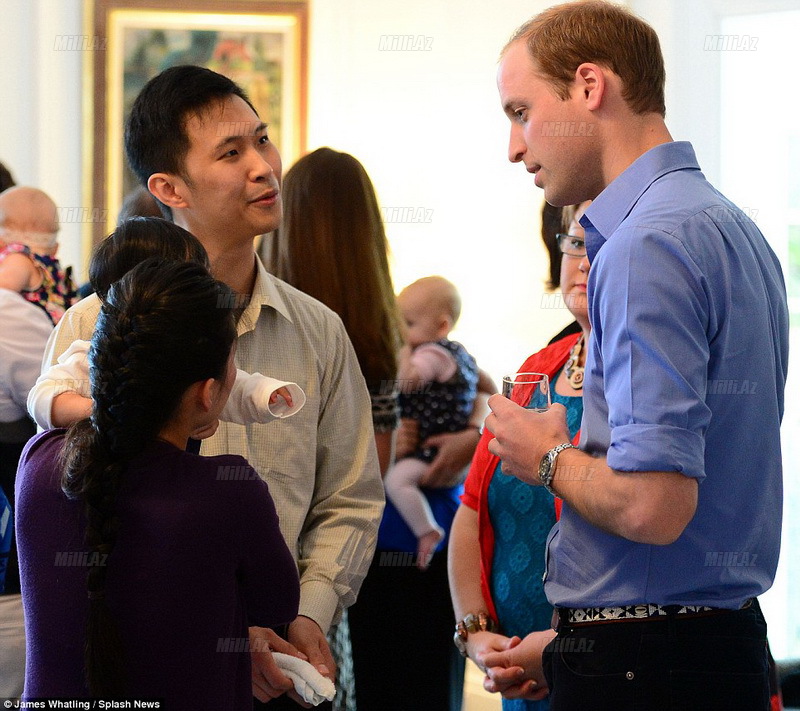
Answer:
[{"xmin": 416, "ymin": 528, "xmax": 444, "ymax": 571}]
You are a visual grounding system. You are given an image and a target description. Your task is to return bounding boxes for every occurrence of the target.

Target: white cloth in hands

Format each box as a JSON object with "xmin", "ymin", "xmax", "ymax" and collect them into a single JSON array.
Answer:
[{"xmin": 272, "ymin": 652, "xmax": 336, "ymax": 706}]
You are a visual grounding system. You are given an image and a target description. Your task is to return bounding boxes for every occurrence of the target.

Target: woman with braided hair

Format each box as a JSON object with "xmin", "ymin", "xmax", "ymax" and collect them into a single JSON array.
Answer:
[{"xmin": 15, "ymin": 259, "xmax": 300, "ymax": 705}]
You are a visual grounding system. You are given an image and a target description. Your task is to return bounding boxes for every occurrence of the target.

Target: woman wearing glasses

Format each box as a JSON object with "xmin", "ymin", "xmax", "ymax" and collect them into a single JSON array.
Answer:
[{"xmin": 448, "ymin": 201, "xmax": 591, "ymax": 710}]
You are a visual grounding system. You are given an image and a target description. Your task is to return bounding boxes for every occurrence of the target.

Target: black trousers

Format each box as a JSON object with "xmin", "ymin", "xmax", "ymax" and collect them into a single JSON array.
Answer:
[
  {"xmin": 543, "ymin": 599, "xmax": 769, "ymax": 711},
  {"xmin": 348, "ymin": 547, "xmax": 464, "ymax": 711}
]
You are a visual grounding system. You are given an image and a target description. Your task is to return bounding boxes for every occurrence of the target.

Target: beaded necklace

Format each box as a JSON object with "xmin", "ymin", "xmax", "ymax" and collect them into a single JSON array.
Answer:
[{"xmin": 564, "ymin": 335, "xmax": 585, "ymax": 390}]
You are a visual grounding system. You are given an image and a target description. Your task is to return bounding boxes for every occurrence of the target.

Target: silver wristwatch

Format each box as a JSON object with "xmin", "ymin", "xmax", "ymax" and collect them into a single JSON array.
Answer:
[{"xmin": 539, "ymin": 443, "xmax": 576, "ymax": 495}]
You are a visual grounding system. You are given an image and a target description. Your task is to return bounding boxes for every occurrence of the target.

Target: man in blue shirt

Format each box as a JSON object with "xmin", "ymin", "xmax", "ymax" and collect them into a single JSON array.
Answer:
[{"xmin": 480, "ymin": 2, "xmax": 789, "ymax": 709}]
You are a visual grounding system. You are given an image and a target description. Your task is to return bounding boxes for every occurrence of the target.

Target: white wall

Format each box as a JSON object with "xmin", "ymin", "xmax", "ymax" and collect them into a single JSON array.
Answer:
[
  {"xmin": 0, "ymin": 0, "xmax": 569, "ymax": 385},
  {"xmin": 0, "ymin": 2, "xmax": 36, "ymax": 185},
  {"xmin": 305, "ymin": 0, "xmax": 565, "ymax": 384},
  {"xmin": 0, "ymin": 0, "xmax": 84, "ymax": 279},
  {"xmin": 3, "ymin": 0, "xmax": 800, "ymax": 665},
  {"xmin": 630, "ymin": 0, "xmax": 800, "ymax": 185},
  {"xmin": 2, "ymin": 0, "xmax": 797, "ymax": 384}
]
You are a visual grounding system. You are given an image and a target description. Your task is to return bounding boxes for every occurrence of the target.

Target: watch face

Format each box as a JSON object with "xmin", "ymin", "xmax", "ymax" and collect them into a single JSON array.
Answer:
[{"xmin": 539, "ymin": 452, "xmax": 553, "ymax": 483}]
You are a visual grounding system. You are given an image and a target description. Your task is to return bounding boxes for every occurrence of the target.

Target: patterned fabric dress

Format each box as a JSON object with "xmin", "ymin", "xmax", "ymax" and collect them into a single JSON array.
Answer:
[
  {"xmin": 487, "ymin": 373, "xmax": 583, "ymax": 711},
  {"xmin": 0, "ymin": 244, "xmax": 77, "ymax": 325},
  {"xmin": 398, "ymin": 339, "xmax": 478, "ymax": 462}
]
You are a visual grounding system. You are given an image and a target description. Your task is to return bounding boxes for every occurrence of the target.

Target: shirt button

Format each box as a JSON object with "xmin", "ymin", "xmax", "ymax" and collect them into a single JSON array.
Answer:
[{"xmin": 626, "ymin": 671, "xmax": 635, "ymax": 681}]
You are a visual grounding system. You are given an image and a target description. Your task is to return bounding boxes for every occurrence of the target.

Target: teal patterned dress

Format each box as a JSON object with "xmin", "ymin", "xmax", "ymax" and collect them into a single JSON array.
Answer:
[{"xmin": 487, "ymin": 372, "xmax": 583, "ymax": 711}]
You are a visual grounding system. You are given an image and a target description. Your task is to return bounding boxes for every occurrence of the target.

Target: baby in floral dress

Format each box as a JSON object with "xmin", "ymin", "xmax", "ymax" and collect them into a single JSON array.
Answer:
[{"xmin": 0, "ymin": 186, "xmax": 76, "ymax": 325}]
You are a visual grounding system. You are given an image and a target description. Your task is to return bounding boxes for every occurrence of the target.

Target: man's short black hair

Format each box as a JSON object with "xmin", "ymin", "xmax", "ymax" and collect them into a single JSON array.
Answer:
[{"xmin": 124, "ymin": 65, "xmax": 257, "ymax": 218}]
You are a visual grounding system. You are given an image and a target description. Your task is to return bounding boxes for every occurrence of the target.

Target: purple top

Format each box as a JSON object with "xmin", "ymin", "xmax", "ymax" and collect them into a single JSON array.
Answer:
[{"xmin": 16, "ymin": 430, "xmax": 299, "ymax": 707}]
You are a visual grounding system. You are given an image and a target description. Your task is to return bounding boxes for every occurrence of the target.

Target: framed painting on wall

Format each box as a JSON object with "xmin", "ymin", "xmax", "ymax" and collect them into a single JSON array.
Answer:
[{"xmin": 85, "ymin": 0, "xmax": 307, "ymax": 247}]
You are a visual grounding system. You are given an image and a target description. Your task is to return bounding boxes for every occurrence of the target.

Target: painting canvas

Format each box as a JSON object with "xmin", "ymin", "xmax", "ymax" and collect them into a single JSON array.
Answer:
[{"xmin": 87, "ymin": 1, "xmax": 307, "ymax": 244}]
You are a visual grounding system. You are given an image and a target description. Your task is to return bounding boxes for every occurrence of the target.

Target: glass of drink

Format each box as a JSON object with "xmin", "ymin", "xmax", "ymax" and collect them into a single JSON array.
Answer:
[{"xmin": 501, "ymin": 372, "xmax": 550, "ymax": 411}]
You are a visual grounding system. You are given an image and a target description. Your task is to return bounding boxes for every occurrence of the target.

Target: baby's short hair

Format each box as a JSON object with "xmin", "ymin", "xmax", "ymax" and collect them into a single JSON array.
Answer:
[{"xmin": 404, "ymin": 275, "xmax": 462, "ymax": 326}]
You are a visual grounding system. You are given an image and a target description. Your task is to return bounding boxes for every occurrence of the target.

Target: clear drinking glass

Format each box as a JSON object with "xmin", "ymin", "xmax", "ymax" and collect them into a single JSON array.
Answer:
[{"xmin": 501, "ymin": 372, "xmax": 551, "ymax": 412}]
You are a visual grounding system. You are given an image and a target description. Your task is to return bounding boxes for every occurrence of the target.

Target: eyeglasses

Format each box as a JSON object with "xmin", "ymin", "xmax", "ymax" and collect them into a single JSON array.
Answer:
[{"xmin": 556, "ymin": 233, "xmax": 586, "ymax": 257}]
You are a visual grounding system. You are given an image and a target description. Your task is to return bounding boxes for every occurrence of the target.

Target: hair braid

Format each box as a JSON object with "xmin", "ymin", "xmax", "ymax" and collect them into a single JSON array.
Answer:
[{"xmin": 60, "ymin": 257, "xmax": 237, "ymax": 696}]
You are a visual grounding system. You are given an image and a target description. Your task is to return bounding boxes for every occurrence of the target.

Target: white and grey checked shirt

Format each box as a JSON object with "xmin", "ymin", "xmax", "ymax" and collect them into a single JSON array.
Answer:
[{"xmin": 41, "ymin": 256, "xmax": 384, "ymax": 634}]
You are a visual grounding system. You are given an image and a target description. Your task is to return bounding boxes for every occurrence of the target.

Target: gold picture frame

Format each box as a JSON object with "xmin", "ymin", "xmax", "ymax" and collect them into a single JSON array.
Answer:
[{"xmin": 85, "ymin": 0, "xmax": 307, "ymax": 248}]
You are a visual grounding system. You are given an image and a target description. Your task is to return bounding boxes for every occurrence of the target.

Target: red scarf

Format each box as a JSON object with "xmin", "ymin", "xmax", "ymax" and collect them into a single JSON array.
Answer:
[{"xmin": 461, "ymin": 332, "xmax": 581, "ymax": 621}]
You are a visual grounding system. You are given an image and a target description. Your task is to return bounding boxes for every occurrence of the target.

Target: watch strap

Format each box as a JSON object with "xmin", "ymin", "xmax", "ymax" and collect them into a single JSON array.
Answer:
[{"xmin": 540, "ymin": 442, "xmax": 577, "ymax": 495}]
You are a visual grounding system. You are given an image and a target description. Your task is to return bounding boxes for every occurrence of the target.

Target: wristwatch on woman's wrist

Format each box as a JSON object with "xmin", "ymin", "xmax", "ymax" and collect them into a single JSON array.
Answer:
[{"xmin": 453, "ymin": 612, "xmax": 497, "ymax": 657}]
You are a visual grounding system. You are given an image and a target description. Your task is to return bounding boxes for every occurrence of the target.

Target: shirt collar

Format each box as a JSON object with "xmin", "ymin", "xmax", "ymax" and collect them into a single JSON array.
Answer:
[
  {"xmin": 238, "ymin": 255, "xmax": 293, "ymax": 334},
  {"xmin": 580, "ymin": 141, "xmax": 701, "ymax": 264}
]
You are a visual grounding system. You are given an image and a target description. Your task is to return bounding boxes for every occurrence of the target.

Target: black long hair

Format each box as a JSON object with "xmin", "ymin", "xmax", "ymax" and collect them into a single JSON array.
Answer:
[
  {"xmin": 59, "ymin": 258, "xmax": 237, "ymax": 696},
  {"xmin": 268, "ymin": 147, "xmax": 402, "ymax": 390},
  {"xmin": 541, "ymin": 201, "xmax": 564, "ymax": 290},
  {"xmin": 89, "ymin": 217, "xmax": 209, "ymax": 301}
]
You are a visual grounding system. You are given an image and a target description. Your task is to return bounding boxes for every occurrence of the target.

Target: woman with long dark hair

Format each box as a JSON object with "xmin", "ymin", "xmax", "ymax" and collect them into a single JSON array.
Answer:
[
  {"xmin": 267, "ymin": 148, "xmax": 478, "ymax": 711},
  {"xmin": 267, "ymin": 147, "xmax": 403, "ymax": 473},
  {"xmin": 16, "ymin": 259, "xmax": 299, "ymax": 706},
  {"xmin": 265, "ymin": 147, "xmax": 402, "ymax": 711}
]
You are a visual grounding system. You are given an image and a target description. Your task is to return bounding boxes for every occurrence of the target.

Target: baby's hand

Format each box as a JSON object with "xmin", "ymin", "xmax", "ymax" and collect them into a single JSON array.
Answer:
[
  {"xmin": 249, "ymin": 378, "xmax": 304, "ymax": 421},
  {"xmin": 269, "ymin": 386, "xmax": 293, "ymax": 409}
]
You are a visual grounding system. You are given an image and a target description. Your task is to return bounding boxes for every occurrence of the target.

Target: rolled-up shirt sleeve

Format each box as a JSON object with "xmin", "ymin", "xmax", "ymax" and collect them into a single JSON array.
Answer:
[
  {"xmin": 590, "ymin": 226, "xmax": 712, "ymax": 480},
  {"xmin": 27, "ymin": 339, "xmax": 91, "ymax": 429}
]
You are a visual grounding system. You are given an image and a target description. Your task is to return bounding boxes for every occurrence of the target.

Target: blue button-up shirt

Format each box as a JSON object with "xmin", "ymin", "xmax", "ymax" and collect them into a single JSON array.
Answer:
[{"xmin": 545, "ymin": 142, "xmax": 789, "ymax": 609}]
